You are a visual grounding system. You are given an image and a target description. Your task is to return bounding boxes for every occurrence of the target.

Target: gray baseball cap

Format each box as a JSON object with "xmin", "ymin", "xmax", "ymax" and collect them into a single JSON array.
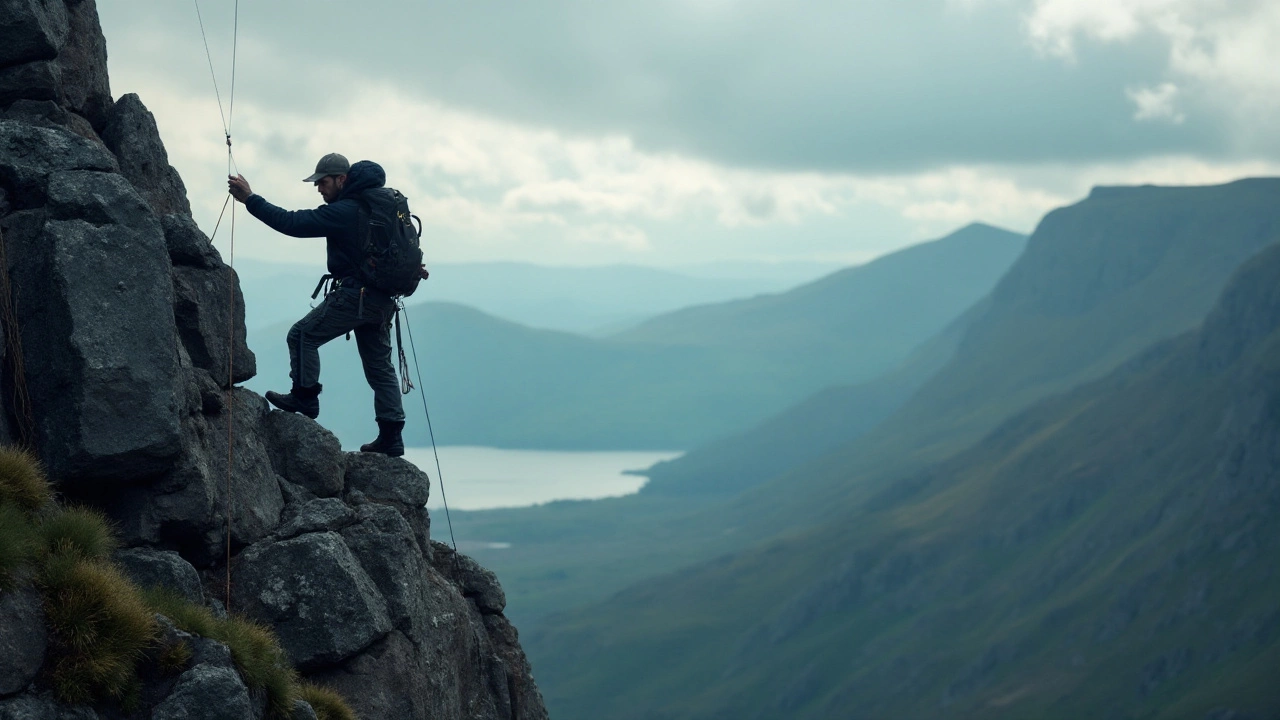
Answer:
[{"xmin": 303, "ymin": 153, "xmax": 350, "ymax": 182}]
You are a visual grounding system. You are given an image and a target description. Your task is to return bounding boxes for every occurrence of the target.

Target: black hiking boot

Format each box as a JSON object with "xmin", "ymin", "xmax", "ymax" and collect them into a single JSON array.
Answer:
[
  {"xmin": 360, "ymin": 420, "xmax": 405, "ymax": 457},
  {"xmin": 265, "ymin": 384, "xmax": 321, "ymax": 419}
]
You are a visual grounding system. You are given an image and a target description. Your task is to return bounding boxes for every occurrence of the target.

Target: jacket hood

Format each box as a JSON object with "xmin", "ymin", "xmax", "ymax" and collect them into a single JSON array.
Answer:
[{"xmin": 339, "ymin": 160, "xmax": 386, "ymax": 200}]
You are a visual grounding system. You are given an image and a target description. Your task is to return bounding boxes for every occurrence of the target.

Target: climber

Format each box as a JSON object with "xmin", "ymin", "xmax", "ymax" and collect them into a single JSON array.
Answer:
[{"xmin": 227, "ymin": 153, "xmax": 406, "ymax": 457}]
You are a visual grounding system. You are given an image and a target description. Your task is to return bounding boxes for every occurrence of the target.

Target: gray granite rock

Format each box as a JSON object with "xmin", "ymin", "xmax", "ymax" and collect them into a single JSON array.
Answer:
[
  {"xmin": 172, "ymin": 263, "xmax": 256, "ymax": 386},
  {"xmin": 0, "ymin": 0, "xmax": 69, "ymax": 67},
  {"xmin": 275, "ymin": 498, "xmax": 356, "ymax": 541},
  {"xmin": 231, "ymin": 531, "xmax": 391, "ymax": 670},
  {"xmin": 344, "ymin": 452, "xmax": 430, "ymax": 551},
  {"xmin": 342, "ymin": 504, "xmax": 430, "ymax": 636},
  {"xmin": 8, "ymin": 181, "xmax": 182, "ymax": 484},
  {"xmin": 52, "ymin": 0, "xmax": 111, "ymax": 129},
  {"xmin": 289, "ymin": 700, "xmax": 317, "ymax": 720},
  {"xmin": 267, "ymin": 412, "xmax": 344, "ymax": 498},
  {"xmin": 161, "ymin": 213, "xmax": 221, "ymax": 270},
  {"xmin": 109, "ymin": 391, "xmax": 284, "ymax": 565},
  {"xmin": 430, "ymin": 541, "xmax": 507, "ymax": 615},
  {"xmin": 114, "ymin": 547, "xmax": 204, "ymax": 605},
  {"xmin": 0, "ymin": 587, "xmax": 46, "ymax": 696},
  {"xmin": 0, "ymin": 120, "xmax": 116, "ymax": 210},
  {"xmin": 151, "ymin": 665, "xmax": 253, "ymax": 720},
  {"xmin": 0, "ymin": 693, "xmax": 98, "ymax": 720},
  {"xmin": 0, "ymin": 100, "xmax": 96, "ymax": 141},
  {"xmin": 100, "ymin": 94, "xmax": 189, "ymax": 216}
]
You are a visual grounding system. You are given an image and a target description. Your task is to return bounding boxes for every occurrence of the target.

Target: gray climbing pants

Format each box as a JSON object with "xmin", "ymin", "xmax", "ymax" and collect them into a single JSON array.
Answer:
[{"xmin": 286, "ymin": 284, "xmax": 405, "ymax": 422}]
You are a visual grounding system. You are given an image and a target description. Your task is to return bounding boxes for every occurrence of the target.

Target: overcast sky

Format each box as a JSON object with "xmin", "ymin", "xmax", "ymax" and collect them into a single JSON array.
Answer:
[{"xmin": 97, "ymin": 0, "xmax": 1280, "ymax": 269}]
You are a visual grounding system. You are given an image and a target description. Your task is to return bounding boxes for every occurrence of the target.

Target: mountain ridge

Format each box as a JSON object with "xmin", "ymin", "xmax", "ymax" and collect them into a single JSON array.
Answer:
[
  {"xmin": 530, "ymin": 225, "xmax": 1280, "ymax": 720},
  {"xmin": 248, "ymin": 223, "xmax": 1027, "ymax": 450}
]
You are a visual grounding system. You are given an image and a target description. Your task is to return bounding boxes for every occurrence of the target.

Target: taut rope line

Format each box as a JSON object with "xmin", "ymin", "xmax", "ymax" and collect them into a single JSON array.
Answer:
[
  {"xmin": 193, "ymin": 0, "xmax": 240, "ymax": 610},
  {"xmin": 400, "ymin": 303, "xmax": 460, "ymax": 561}
]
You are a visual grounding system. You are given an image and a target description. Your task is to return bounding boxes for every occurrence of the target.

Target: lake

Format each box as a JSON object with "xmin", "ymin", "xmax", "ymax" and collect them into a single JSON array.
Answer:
[{"xmin": 400, "ymin": 446, "xmax": 683, "ymax": 511}]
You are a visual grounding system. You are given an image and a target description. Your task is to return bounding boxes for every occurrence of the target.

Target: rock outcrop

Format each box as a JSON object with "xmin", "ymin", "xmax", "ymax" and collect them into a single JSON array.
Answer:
[{"xmin": 0, "ymin": 2, "xmax": 547, "ymax": 718}]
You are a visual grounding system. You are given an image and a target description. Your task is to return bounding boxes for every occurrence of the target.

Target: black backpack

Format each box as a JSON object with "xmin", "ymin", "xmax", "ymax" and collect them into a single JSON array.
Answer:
[{"xmin": 356, "ymin": 187, "xmax": 425, "ymax": 297}]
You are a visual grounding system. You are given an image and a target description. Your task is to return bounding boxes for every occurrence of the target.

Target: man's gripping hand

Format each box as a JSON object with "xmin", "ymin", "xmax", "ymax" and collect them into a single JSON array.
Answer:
[{"xmin": 228, "ymin": 174, "xmax": 254, "ymax": 203}]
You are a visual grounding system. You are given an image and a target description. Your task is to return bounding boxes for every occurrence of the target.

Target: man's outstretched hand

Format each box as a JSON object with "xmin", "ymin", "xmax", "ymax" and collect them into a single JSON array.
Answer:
[{"xmin": 228, "ymin": 174, "xmax": 253, "ymax": 203}]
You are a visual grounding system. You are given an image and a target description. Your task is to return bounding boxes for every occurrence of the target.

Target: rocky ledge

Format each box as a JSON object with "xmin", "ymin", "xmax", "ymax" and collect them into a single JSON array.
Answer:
[{"xmin": 0, "ymin": 1, "xmax": 547, "ymax": 718}]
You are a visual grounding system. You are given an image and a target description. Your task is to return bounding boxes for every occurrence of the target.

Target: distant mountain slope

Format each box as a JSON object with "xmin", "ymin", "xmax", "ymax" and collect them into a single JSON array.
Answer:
[
  {"xmin": 455, "ymin": 177, "xmax": 1280, "ymax": 668},
  {"xmin": 643, "ymin": 179, "xmax": 1280, "ymax": 505},
  {"xmin": 246, "ymin": 224, "xmax": 1025, "ymax": 449},
  {"xmin": 235, "ymin": 259, "xmax": 838, "ymax": 335},
  {"xmin": 613, "ymin": 223, "xmax": 1026, "ymax": 391},
  {"xmin": 729, "ymin": 178, "xmax": 1280, "ymax": 528},
  {"xmin": 639, "ymin": 297, "xmax": 990, "ymax": 497},
  {"xmin": 531, "ymin": 228, "xmax": 1280, "ymax": 720}
]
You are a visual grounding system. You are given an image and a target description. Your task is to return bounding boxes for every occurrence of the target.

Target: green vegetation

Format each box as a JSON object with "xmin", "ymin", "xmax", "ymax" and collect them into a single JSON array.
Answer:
[
  {"xmin": 38, "ymin": 546, "xmax": 157, "ymax": 705},
  {"xmin": 529, "ymin": 236, "xmax": 1280, "ymax": 718},
  {"xmin": 39, "ymin": 505, "xmax": 119, "ymax": 562},
  {"xmin": 461, "ymin": 180, "xmax": 1280, "ymax": 637},
  {"xmin": 0, "ymin": 447, "xmax": 52, "ymax": 511},
  {"xmin": 0, "ymin": 503, "xmax": 38, "ymax": 589},
  {"xmin": 299, "ymin": 682, "xmax": 359, "ymax": 720},
  {"xmin": 143, "ymin": 587, "xmax": 300, "ymax": 718},
  {"xmin": 0, "ymin": 448, "xmax": 357, "ymax": 720}
]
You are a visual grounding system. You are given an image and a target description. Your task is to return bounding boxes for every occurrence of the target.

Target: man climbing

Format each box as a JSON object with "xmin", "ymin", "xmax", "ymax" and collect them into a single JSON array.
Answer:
[{"xmin": 227, "ymin": 153, "xmax": 406, "ymax": 456}]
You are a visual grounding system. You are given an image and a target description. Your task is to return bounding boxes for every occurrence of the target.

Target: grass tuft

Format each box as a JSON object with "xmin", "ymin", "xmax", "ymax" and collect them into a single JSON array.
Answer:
[
  {"xmin": 0, "ymin": 454, "xmax": 360, "ymax": 720},
  {"xmin": 143, "ymin": 587, "xmax": 316, "ymax": 719},
  {"xmin": 0, "ymin": 447, "xmax": 52, "ymax": 513},
  {"xmin": 38, "ymin": 547, "xmax": 158, "ymax": 704},
  {"xmin": 38, "ymin": 505, "xmax": 118, "ymax": 561},
  {"xmin": 0, "ymin": 504, "xmax": 38, "ymax": 589},
  {"xmin": 157, "ymin": 638, "xmax": 193, "ymax": 676},
  {"xmin": 299, "ymin": 682, "xmax": 359, "ymax": 720}
]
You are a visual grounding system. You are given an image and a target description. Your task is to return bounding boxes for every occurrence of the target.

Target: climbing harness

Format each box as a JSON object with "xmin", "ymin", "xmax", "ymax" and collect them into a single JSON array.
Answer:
[{"xmin": 193, "ymin": 0, "xmax": 239, "ymax": 609}]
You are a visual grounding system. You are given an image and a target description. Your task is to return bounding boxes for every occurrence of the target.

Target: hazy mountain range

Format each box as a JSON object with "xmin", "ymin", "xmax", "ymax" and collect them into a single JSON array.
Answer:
[
  {"xmin": 237, "ymin": 258, "xmax": 842, "ymax": 336},
  {"xmin": 451, "ymin": 178, "xmax": 1280, "ymax": 719},
  {"xmin": 245, "ymin": 223, "xmax": 1025, "ymax": 450}
]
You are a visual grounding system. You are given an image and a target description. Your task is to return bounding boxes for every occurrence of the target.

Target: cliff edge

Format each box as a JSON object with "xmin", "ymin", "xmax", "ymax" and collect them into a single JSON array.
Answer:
[{"xmin": 0, "ymin": 2, "xmax": 548, "ymax": 718}]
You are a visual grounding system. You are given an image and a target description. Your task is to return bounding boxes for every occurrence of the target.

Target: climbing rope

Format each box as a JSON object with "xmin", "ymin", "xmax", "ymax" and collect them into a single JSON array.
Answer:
[
  {"xmin": 400, "ymin": 303, "xmax": 460, "ymax": 562},
  {"xmin": 193, "ymin": 0, "xmax": 240, "ymax": 610}
]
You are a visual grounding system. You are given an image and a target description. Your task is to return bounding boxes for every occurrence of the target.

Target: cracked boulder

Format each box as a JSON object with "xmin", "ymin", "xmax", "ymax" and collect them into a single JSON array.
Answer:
[
  {"xmin": 100, "ymin": 93, "xmax": 190, "ymax": 216},
  {"xmin": 232, "ymin": 531, "xmax": 391, "ymax": 670},
  {"xmin": 266, "ymin": 412, "xmax": 344, "ymax": 498},
  {"xmin": 6, "ymin": 167, "xmax": 181, "ymax": 485},
  {"xmin": 110, "ymin": 390, "xmax": 284, "ymax": 565},
  {"xmin": 172, "ymin": 263, "xmax": 256, "ymax": 386},
  {"xmin": 344, "ymin": 452, "xmax": 431, "ymax": 553}
]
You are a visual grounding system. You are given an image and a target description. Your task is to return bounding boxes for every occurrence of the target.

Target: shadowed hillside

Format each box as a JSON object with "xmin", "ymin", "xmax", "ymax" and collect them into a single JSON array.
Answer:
[
  {"xmin": 532, "ymin": 225, "xmax": 1280, "ymax": 720},
  {"xmin": 455, "ymin": 178, "xmax": 1280, "ymax": 680}
]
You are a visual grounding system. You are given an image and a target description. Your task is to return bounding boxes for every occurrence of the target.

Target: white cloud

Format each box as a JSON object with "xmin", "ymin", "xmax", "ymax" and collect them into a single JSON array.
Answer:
[
  {"xmin": 1024, "ymin": 0, "xmax": 1280, "ymax": 126},
  {"xmin": 114, "ymin": 47, "xmax": 1280, "ymax": 269},
  {"xmin": 1127, "ymin": 82, "xmax": 1185, "ymax": 123}
]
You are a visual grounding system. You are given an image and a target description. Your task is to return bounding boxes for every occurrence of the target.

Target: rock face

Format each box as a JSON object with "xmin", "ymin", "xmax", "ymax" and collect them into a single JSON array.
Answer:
[
  {"xmin": 0, "ymin": 1, "xmax": 548, "ymax": 717},
  {"xmin": 232, "ymin": 531, "xmax": 393, "ymax": 671},
  {"xmin": 0, "ymin": 587, "xmax": 46, "ymax": 696}
]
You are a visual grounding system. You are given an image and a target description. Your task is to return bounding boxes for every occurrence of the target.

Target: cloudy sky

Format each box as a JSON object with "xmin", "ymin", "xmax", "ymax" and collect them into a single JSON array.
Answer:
[{"xmin": 96, "ymin": 0, "xmax": 1280, "ymax": 269}]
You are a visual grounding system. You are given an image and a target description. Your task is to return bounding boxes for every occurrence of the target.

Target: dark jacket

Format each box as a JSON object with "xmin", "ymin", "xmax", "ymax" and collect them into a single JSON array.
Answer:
[{"xmin": 245, "ymin": 160, "xmax": 386, "ymax": 280}]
